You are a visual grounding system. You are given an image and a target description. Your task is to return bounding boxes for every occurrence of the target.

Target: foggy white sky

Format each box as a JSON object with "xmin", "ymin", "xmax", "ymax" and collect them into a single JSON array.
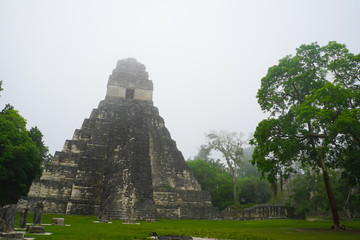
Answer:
[{"xmin": 1, "ymin": 0, "xmax": 359, "ymax": 159}]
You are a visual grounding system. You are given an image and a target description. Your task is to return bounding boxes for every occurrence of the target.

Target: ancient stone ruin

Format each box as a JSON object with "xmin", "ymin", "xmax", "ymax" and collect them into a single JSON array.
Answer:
[
  {"xmin": 0, "ymin": 204, "xmax": 25, "ymax": 240},
  {"xmin": 222, "ymin": 204, "xmax": 303, "ymax": 220},
  {"xmin": 25, "ymin": 58, "xmax": 216, "ymax": 220}
]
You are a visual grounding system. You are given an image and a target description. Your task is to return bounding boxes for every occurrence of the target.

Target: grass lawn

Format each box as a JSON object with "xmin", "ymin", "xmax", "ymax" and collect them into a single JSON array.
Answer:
[{"xmin": 18, "ymin": 213, "xmax": 360, "ymax": 240}]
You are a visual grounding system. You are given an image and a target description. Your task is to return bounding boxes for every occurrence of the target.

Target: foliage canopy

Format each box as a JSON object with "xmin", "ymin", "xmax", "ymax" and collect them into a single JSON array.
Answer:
[
  {"xmin": 187, "ymin": 146, "xmax": 271, "ymax": 210},
  {"xmin": 0, "ymin": 107, "xmax": 43, "ymax": 205},
  {"xmin": 251, "ymin": 41, "xmax": 360, "ymax": 228},
  {"xmin": 187, "ymin": 159, "xmax": 233, "ymax": 210},
  {"xmin": 0, "ymin": 86, "xmax": 44, "ymax": 205}
]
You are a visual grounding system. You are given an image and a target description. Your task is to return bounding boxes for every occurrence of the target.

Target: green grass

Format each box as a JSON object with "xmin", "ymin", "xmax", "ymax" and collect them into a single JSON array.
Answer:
[{"xmin": 17, "ymin": 213, "xmax": 360, "ymax": 240}]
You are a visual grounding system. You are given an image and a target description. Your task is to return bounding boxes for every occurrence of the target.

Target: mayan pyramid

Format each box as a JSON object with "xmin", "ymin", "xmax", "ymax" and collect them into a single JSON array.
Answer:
[{"xmin": 26, "ymin": 58, "xmax": 216, "ymax": 220}]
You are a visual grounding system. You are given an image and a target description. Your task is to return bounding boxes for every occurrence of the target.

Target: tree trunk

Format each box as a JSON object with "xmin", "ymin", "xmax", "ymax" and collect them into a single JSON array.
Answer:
[
  {"xmin": 280, "ymin": 173, "xmax": 283, "ymax": 194},
  {"xmin": 318, "ymin": 154, "xmax": 341, "ymax": 227},
  {"xmin": 232, "ymin": 171, "xmax": 238, "ymax": 204},
  {"xmin": 226, "ymin": 156, "xmax": 238, "ymax": 205},
  {"xmin": 307, "ymin": 122, "xmax": 341, "ymax": 229},
  {"xmin": 271, "ymin": 181, "xmax": 277, "ymax": 200}
]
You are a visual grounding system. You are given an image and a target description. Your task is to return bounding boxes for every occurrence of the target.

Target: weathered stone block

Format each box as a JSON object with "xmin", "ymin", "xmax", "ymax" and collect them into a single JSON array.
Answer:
[
  {"xmin": 0, "ymin": 231, "xmax": 24, "ymax": 240},
  {"xmin": 52, "ymin": 218, "xmax": 64, "ymax": 225},
  {"xmin": 26, "ymin": 225, "xmax": 44, "ymax": 233},
  {"xmin": 0, "ymin": 205, "xmax": 16, "ymax": 232},
  {"xmin": 158, "ymin": 236, "xmax": 193, "ymax": 240},
  {"xmin": 32, "ymin": 202, "xmax": 43, "ymax": 225},
  {"xmin": 18, "ymin": 209, "xmax": 28, "ymax": 229}
]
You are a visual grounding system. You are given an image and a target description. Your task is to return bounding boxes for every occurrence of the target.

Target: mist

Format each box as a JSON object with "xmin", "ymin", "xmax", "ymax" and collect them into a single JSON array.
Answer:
[{"xmin": 1, "ymin": 0, "xmax": 359, "ymax": 159}]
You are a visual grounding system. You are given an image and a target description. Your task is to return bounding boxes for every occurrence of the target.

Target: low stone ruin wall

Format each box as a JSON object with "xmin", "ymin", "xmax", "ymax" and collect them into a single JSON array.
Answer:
[
  {"xmin": 153, "ymin": 188, "xmax": 218, "ymax": 219},
  {"xmin": 222, "ymin": 204, "xmax": 304, "ymax": 220}
]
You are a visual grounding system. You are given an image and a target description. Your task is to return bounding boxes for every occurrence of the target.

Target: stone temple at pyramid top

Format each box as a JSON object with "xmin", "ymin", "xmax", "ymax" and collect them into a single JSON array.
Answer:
[{"xmin": 106, "ymin": 58, "xmax": 153, "ymax": 101}]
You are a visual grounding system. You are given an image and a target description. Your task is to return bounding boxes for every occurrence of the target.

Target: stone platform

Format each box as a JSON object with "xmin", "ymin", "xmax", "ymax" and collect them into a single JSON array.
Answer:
[{"xmin": 0, "ymin": 232, "xmax": 24, "ymax": 240}]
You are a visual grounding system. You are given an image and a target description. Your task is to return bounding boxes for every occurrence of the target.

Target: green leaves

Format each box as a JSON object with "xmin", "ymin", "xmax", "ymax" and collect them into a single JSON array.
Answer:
[
  {"xmin": 28, "ymin": 126, "xmax": 51, "ymax": 163},
  {"xmin": 187, "ymin": 159, "xmax": 233, "ymax": 210},
  {"xmin": 238, "ymin": 176, "xmax": 271, "ymax": 204},
  {"xmin": 252, "ymin": 42, "xmax": 360, "ymax": 223},
  {"xmin": 288, "ymin": 171, "xmax": 345, "ymax": 213},
  {"xmin": 253, "ymin": 41, "xmax": 360, "ymax": 172},
  {"xmin": 257, "ymin": 43, "xmax": 327, "ymax": 116},
  {"xmin": 0, "ymin": 107, "xmax": 43, "ymax": 205}
]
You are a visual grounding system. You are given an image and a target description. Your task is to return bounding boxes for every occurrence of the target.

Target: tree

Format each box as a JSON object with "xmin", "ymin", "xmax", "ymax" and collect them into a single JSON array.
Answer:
[
  {"xmin": 235, "ymin": 147, "xmax": 272, "ymax": 204},
  {"xmin": 251, "ymin": 41, "xmax": 359, "ymax": 229},
  {"xmin": 28, "ymin": 126, "xmax": 52, "ymax": 163},
  {"xmin": 0, "ymin": 84, "xmax": 44, "ymax": 206},
  {"xmin": 191, "ymin": 144, "xmax": 213, "ymax": 162},
  {"xmin": 187, "ymin": 159, "xmax": 233, "ymax": 210},
  {"xmin": 0, "ymin": 107, "xmax": 43, "ymax": 205},
  {"xmin": 205, "ymin": 131, "xmax": 247, "ymax": 205},
  {"xmin": 237, "ymin": 147, "xmax": 261, "ymax": 179},
  {"xmin": 238, "ymin": 176, "xmax": 271, "ymax": 204},
  {"xmin": 305, "ymin": 42, "xmax": 360, "ymax": 193},
  {"xmin": 288, "ymin": 170, "xmax": 345, "ymax": 215}
]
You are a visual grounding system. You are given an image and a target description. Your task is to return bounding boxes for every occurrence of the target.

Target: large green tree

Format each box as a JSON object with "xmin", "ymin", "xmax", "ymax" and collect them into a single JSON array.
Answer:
[
  {"xmin": 0, "ymin": 87, "xmax": 44, "ymax": 205},
  {"xmin": 251, "ymin": 41, "xmax": 359, "ymax": 229},
  {"xmin": 0, "ymin": 107, "xmax": 43, "ymax": 205}
]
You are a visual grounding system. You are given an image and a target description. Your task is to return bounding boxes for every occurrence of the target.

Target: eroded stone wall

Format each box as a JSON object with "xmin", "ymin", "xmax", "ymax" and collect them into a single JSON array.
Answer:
[
  {"xmin": 222, "ymin": 204, "xmax": 299, "ymax": 220},
  {"xmin": 153, "ymin": 188, "xmax": 216, "ymax": 219}
]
